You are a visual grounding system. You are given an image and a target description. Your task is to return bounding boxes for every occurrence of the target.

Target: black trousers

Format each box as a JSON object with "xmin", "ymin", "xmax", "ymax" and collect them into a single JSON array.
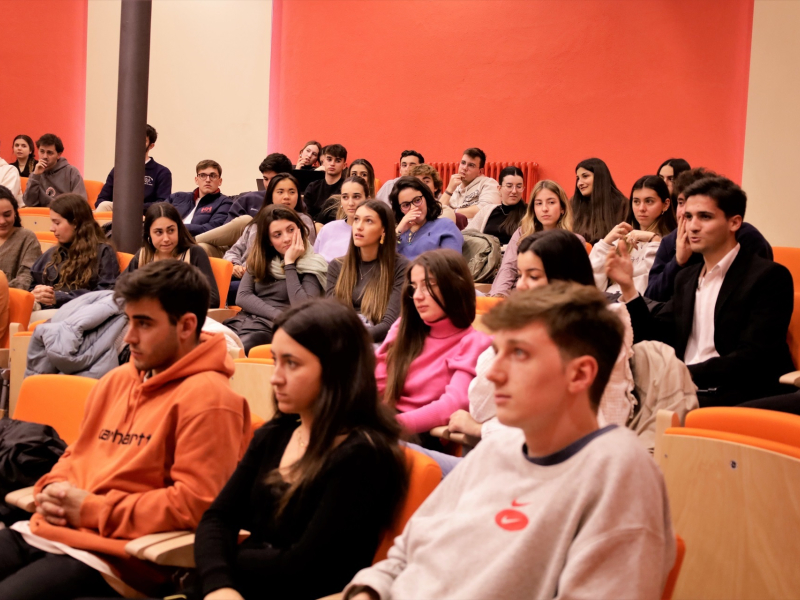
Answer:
[
  {"xmin": 739, "ymin": 391, "xmax": 800, "ymax": 416},
  {"xmin": 0, "ymin": 528, "xmax": 120, "ymax": 600}
]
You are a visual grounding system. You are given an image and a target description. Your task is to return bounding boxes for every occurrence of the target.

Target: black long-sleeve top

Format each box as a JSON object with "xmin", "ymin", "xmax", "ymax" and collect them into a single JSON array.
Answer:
[{"xmin": 194, "ymin": 416, "xmax": 406, "ymax": 600}]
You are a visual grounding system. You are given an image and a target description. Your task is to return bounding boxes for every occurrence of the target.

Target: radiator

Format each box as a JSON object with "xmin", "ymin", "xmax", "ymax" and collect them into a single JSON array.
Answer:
[{"xmin": 395, "ymin": 161, "xmax": 540, "ymax": 199}]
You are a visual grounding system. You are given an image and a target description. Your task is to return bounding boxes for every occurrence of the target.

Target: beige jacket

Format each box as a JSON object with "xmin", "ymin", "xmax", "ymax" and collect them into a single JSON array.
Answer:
[{"xmin": 447, "ymin": 175, "xmax": 500, "ymax": 213}]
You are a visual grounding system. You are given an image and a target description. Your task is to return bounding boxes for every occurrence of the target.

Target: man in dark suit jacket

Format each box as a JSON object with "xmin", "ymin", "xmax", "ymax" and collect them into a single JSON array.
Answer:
[{"xmin": 607, "ymin": 176, "xmax": 795, "ymax": 407}]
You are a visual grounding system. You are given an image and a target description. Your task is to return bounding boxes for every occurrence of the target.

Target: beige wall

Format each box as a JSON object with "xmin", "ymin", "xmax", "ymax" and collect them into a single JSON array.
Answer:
[
  {"xmin": 742, "ymin": 0, "xmax": 800, "ymax": 247},
  {"xmin": 85, "ymin": 0, "xmax": 272, "ymax": 196}
]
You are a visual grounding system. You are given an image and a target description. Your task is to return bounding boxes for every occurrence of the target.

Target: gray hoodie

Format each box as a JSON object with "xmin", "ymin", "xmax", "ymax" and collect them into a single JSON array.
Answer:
[{"xmin": 23, "ymin": 157, "xmax": 87, "ymax": 207}]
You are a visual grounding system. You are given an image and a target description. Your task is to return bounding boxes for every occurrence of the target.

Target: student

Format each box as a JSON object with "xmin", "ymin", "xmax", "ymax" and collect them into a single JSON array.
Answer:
[
  {"xmin": 23, "ymin": 134, "xmax": 87, "ymax": 207},
  {"xmin": 464, "ymin": 166, "xmax": 527, "ymax": 245},
  {"xmin": 11, "ymin": 134, "xmax": 36, "ymax": 177},
  {"xmin": 94, "ymin": 124, "xmax": 172, "ymax": 212},
  {"xmin": 0, "ymin": 139, "xmax": 22, "ymax": 202},
  {"xmin": 0, "ymin": 260, "xmax": 252, "ymax": 598},
  {"xmin": 226, "ymin": 205, "xmax": 327, "ymax": 354},
  {"xmin": 295, "ymin": 140, "xmax": 322, "ymax": 169},
  {"xmin": 124, "ymin": 202, "xmax": 220, "ymax": 308},
  {"xmin": 590, "ymin": 175, "xmax": 676, "ymax": 295},
  {"xmin": 657, "ymin": 158, "xmax": 691, "ymax": 197},
  {"xmin": 422, "ymin": 229, "xmax": 635, "ymax": 475},
  {"xmin": 646, "ymin": 167, "xmax": 772, "ymax": 302},
  {"xmin": 197, "ymin": 156, "xmax": 308, "ymax": 259},
  {"xmin": 327, "ymin": 200, "xmax": 408, "ymax": 344},
  {"xmin": 167, "ymin": 159, "xmax": 232, "ymax": 236},
  {"xmin": 346, "ymin": 158, "xmax": 377, "ymax": 198},
  {"xmin": 314, "ymin": 176, "xmax": 367, "ymax": 261},
  {"xmin": 441, "ymin": 147, "xmax": 500, "ymax": 221},
  {"xmin": 570, "ymin": 157, "xmax": 628, "ymax": 244},
  {"xmin": 304, "ymin": 144, "xmax": 347, "ymax": 223},
  {"xmin": 408, "ymin": 163, "xmax": 443, "ymax": 198},
  {"xmin": 30, "ymin": 194, "xmax": 119, "ymax": 310},
  {"xmin": 194, "ymin": 299, "xmax": 407, "ymax": 600},
  {"xmin": 0, "ymin": 185, "xmax": 42, "ymax": 289},
  {"xmin": 375, "ymin": 150, "xmax": 424, "ymax": 204},
  {"xmin": 391, "ymin": 176, "xmax": 463, "ymax": 260},
  {"xmin": 608, "ymin": 176, "xmax": 795, "ymax": 406},
  {"xmin": 376, "ymin": 249, "xmax": 491, "ymax": 436},
  {"xmin": 345, "ymin": 283, "xmax": 674, "ymax": 600}
]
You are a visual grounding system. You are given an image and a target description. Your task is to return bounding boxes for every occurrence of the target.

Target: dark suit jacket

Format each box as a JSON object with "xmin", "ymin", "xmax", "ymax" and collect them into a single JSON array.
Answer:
[{"xmin": 626, "ymin": 250, "xmax": 795, "ymax": 405}]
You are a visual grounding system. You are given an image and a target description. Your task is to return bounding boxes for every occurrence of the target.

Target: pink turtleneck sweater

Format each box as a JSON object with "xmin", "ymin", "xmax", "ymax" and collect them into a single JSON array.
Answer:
[{"xmin": 376, "ymin": 318, "xmax": 492, "ymax": 434}]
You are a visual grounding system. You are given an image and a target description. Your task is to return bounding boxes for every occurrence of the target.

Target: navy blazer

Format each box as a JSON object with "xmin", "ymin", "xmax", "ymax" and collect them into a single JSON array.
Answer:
[
  {"xmin": 168, "ymin": 190, "xmax": 232, "ymax": 236},
  {"xmin": 627, "ymin": 250, "xmax": 795, "ymax": 406}
]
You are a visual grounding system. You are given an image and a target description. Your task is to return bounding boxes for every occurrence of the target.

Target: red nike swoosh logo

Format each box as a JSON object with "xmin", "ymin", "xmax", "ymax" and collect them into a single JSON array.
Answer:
[{"xmin": 511, "ymin": 499, "xmax": 529, "ymax": 507}]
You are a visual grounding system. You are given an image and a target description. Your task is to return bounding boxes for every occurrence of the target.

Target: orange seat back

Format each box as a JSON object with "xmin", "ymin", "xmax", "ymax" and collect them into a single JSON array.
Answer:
[
  {"xmin": 19, "ymin": 207, "xmax": 50, "ymax": 217},
  {"xmin": 476, "ymin": 296, "xmax": 502, "ymax": 315},
  {"xmin": 84, "ymin": 180, "xmax": 104, "ymax": 206},
  {"xmin": 373, "ymin": 447, "xmax": 441, "ymax": 563},
  {"xmin": 117, "ymin": 251, "xmax": 135, "ymax": 272},
  {"xmin": 20, "ymin": 177, "xmax": 27, "ymax": 193},
  {"xmin": 247, "ymin": 344, "xmax": 273, "ymax": 362},
  {"xmin": 787, "ymin": 292, "xmax": 800, "ymax": 368},
  {"xmin": 13, "ymin": 374, "xmax": 98, "ymax": 446},
  {"xmin": 683, "ymin": 406, "xmax": 800, "ymax": 450},
  {"xmin": 1, "ymin": 289, "xmax": 35, "ymax": 348},
  {"xmin": 208, "ymin": 257, "xmax": 233, "ymax": 309},
  {"xmin": 585, "ymin": 241, "xmax": 592, "ymax": 254},
  {"xmin": 773, "ymin": 247, "xmax": 800, "ymax": 290},
  {"xmin": 35, "ymin": 231, "xmax": 56, "ymax": 243},
  {"xmin": 661, "ymin": 535, "xmax": 685, "ymax": 600}
]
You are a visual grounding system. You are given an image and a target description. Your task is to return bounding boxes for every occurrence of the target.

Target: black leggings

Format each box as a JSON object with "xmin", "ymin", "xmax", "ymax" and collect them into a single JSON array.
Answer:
[{"xmin": 0, "ymin": 528, "xmax": 120, "ymax": 600}]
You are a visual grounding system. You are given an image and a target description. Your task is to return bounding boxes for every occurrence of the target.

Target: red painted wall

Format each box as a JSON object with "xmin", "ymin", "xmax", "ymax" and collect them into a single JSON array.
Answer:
[
  {"xmin": 1, "ymin": 0, "xmax": 87, "ymax": 172},
  {"xmin": 269, "ymin": 0, "xmax": 754, "ymax": 195}
]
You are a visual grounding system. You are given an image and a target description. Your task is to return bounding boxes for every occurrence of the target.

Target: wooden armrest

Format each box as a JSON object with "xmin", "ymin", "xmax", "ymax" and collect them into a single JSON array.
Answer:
[
  {"xmin": 207, "ymin": 308, "xmax": 239, "ymax": 323},
  {"xmin": 779, "ymin": 370, "xmax": 800, "ymax": 387},
  {"xmin": 654, "ymin": 409, "xmax": 680, "ymax": 463},
  {"xmin": 430, "ymin": 426, "xmax": 450, "ymax": 440},
  {"xmin": 124, "ymin": 530, "xmax": 193, "ymax": 560},
  {"xmin": 317, "ymin": 595, "xmax": 344, "ymax": 600},
  {"xmin": 6, "ymin": 486, "xmax": 36, "ymax": 512},
  {"xmin": 0, "ymin": 348, "xmax": 10, "ymax": 369},
  {"xmin": 448, "ymin": 432, "xmax": 480, "ymax": 447},
  {"xmin": 126, "ymin": 530, "xmax": 251, "ymax": 568}
]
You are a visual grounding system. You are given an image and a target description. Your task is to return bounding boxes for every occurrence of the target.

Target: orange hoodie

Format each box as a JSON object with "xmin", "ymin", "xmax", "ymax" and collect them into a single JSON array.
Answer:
[{"xmin": 31, "ymin": 332, "xmax": 252, "ymax": 558}]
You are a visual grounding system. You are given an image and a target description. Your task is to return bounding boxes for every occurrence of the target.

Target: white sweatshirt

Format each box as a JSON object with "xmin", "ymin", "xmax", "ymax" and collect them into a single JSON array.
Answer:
[
  {"xmin": 345, "ymin": 426, "xmax": 675, "ymax": 600},
  {"xmin": 590, "ymin": 238, "xmax": 660, "ymax": 295}
]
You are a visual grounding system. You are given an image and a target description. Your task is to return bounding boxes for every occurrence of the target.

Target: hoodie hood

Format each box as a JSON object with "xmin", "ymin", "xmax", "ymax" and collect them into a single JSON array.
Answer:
[{"xmin": 48, "ymin": 157, "xmax": 71, "ymax": 174}]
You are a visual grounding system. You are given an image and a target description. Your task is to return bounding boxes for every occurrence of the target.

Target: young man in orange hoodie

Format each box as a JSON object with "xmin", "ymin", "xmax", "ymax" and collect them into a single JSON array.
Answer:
[{"xmin": 0, "ymin": 260, "xmax": 252, "ymax": 598}]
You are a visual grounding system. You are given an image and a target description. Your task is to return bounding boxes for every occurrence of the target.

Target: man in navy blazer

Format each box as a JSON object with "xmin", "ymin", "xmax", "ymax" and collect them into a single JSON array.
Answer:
[
  {"xmin": 168, "ymin": 160, "xmax": 232, "ymax": 236},
  {"xmin": 608, "ymin": 176, "xmax": 794, "ymax": 407}
]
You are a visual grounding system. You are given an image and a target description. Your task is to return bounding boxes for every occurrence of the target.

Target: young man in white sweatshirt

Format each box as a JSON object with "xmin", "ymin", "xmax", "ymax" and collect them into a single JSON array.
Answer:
[{"xmin": 345, "ymin": 282, "xmax": 675, "ymax": 600}]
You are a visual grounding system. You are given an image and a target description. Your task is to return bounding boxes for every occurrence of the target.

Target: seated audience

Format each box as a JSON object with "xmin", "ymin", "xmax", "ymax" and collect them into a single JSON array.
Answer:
[
  {"xmin": 490, "ymin": 179, "xmax": 578, "ymax": 297},
  {"xmin": 194, "ymin": 299, "xmax": 407, "ymax": 600},
  {"xmin": 11, "ymin": 134, "xmax": 36, "ymax": 177},
  {"xmin": 30, "ymin": 194, "xmax": 119, "ymax": 310},
  {"xmin": 167, "ymin": 159, "xmax": 232, "ymax": 236},
  {"xmin": 646, "ymin": 167, "xmax": 772, "ymax": 301},
  {"xmin": 23, "ymin": 134, "xmax": 87, "ymax": 207},
  {"xmin": 124, "ymin": 202, "xmax": 219, "ymax": 308},
  {"xmin": 420, "ymin": 229, "xmax": 634, "ymax": 475},
  {"xmin": 0, "ymin": 272, "xmax": 8, "ymax": 343},
  {"xmin": 345, "ymin": 283, "xmax": 675, "ymax": 600},
  {"xmin": 590, "ymin": 175, "xmax": 676, "ymax": 295},
  {"xmin": 657, "ymin": 157, "xmax": 691, "ymax": 198},
  {"xmin": 0, "ymin": 260, "xmax": 252, "ymax": 598},
  {"xmin": 376, "ymin": 150, "xmax": 424, "ymax": 204},
  {"xmin": 295, "ymin": 140, "xmax": 322, "ymax": 169},
  {"xmin": 346, "ymin": 158, "xmax": 377, "ymax": 198},
  {"xmin": 197, "ymin": 154, "xmax": 303, "ymax": 258},
  {"xmin": 376, "ymin": 249, "xmax": 491, "ymax": 437},
  {"xmin": 570, "ymin": 157, "xmax": 628, "ymax": 244},
  {"xmin": 327, "ymin": 200, "xmax": 408, "ymax": 343},
  {"xmin": 391, "ymin": 177, "xmax": 463, "ymax": 260},
  {"xmin": 226, "ymin": 205, "xmax": 326, "ymax": 354},
  {"xmin": 314, "ymin": 176, "xmax": 368, "ymax": 261},
  {"xmin": 464, "ymin": 166, "xmax": 527, "ymax": 245},
  {"xmin": 94, "ymin": 124, "xmax": 172, "ymax": 212},
  {"xmin": 305, "ymin": 144, "xmax": 347, "ymax": 223},
  {"xmin": 0, "ymin": 185, "xmax": 41, "ymax": 289},
  {"xmin": 441, "ymin": 147, "xmax": 499, "ymax": 221},
  {"xmin": 408, "ymin": 163, "xmax": 443, "ymax": 198},
  {"xmin": 0, "ymin": 139, "xmax": 22, "ymax": 202},
  {"xmin": 608, "ymin": 176, "xmax": 795, "ymax": 406}
]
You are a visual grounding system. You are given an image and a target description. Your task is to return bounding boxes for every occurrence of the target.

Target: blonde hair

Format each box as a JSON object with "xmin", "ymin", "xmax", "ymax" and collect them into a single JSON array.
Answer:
[{"xmin": 519, "ymin": 180, "xmax": 573, "ymax": 242}]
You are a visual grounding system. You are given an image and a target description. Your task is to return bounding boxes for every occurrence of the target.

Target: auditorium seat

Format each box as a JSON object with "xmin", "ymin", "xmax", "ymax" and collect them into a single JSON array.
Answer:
[{"xmin": 84, "ymin": 179, "xmax": 104, "ymax": 206}]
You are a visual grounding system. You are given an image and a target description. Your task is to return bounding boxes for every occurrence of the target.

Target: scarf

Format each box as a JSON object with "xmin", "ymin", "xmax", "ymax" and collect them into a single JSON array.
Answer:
[{"xmin": 268, "ymin": 246, "xmax": 329, "ymax": 287}]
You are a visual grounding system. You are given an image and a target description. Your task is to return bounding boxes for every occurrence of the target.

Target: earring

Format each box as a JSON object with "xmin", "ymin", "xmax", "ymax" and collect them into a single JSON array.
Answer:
[{"xmin": 380, "ymin": 232, "xmax": 385, "ymax": 245}]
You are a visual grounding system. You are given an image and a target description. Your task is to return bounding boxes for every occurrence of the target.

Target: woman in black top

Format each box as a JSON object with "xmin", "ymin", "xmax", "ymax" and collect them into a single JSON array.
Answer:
[
  {"xmin": 195, "ymin": 298, "xmax": 408, "ymax": 600},
  {"xmin": 125, "ymin": 202, "xmax": 220, "ymax": 308},
  {"xmin": 464, "ymin": 166, "xmax": 527, "ymax": 246},
  {"xmin": 11, "ymin": 135, "xmax": 36, "ymax": 177}
]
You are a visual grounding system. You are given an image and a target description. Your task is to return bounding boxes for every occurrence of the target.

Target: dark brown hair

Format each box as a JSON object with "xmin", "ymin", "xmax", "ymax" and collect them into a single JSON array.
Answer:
[
  {"xmin": 248, "ymin": 204, "xmax": 309, "ymax": 282},
  {"xmin": 0, "ymin": 185, "xmax": 22, "ymax": 227},
  {"xmin": 196, "ymin": 159, "xmax": 222, "ymax": 176},
  {"xmin": 140, "ymin": 202, "xmax": 196, "ymax": 265}
]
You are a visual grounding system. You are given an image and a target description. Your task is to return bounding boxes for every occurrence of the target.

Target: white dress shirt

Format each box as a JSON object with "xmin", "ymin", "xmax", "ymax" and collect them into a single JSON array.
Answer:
[{"xmin": 684, "ymin": 243, "xmax": 741, "ymax": 365}]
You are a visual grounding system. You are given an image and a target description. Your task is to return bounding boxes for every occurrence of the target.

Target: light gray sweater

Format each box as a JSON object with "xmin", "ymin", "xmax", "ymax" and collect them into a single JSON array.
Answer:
[{"xmin": 345, "ymin": 426, "xmax": 675, "ymax": 600}]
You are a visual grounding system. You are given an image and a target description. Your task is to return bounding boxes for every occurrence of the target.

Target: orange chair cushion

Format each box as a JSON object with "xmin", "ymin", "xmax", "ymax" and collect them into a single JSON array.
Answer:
[
  {"xmin": 666, "ymin": 427, "xmax": 800, "ymax": 461},
  {"xmin": 684, "ymin": 407, "xmax": 800, "ymax": 449},
  {"xmin": 476, "ymin": 296, "xmax": 503, "ymax": 315}
]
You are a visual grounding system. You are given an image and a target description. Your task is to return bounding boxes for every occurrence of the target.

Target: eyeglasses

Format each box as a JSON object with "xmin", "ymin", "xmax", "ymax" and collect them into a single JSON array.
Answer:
[
  {"xmin": 197, "ymin": 173, "xmax": 219, "ymax": 181},
  {"xmin": 399, "ymin": 196, "xmax": 424, "ymax": 212}
]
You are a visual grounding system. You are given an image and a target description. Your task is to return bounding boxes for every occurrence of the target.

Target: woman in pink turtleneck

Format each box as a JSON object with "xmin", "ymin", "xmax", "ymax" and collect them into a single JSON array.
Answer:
[{"xmin": 376, "ymin": 249, "xmax": 491, "ymax": 436}]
